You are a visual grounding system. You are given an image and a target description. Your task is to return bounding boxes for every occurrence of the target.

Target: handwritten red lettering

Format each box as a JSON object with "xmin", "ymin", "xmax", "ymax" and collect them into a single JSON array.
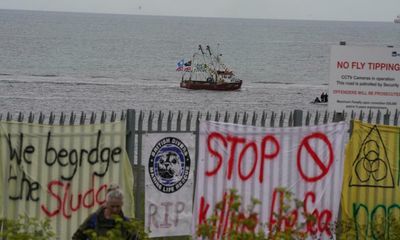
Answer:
[
  {"xmin": 206, "ymin": 132, "xmax": 226, "ymax": 176},
  {"xmin": 269, "ymin": 189, "xmax": 298, "ymax": 233},
  {"xmin": 199, "ymin": 193, "xmax": 259, "ymax": 239},
  {"xmin": 41, "ymin": 180, "xmax": 63, "ymax": 217},
  {"xmin": 198, "ymin": 196, "xmax": 210, "ymax": 225},
  {"xmin": 303, "ymin": 191, "xmax": 332, "ymax": 236},
  {"xmin": 297, "ymin": 132, "xmax": 333, "ymax": 182},
  {"xmin": 226, "ymin": 135, "xmax": 246, "ymax": 180},
  {"xmin": 206, "ymin": 132, "xmax": 280, "ymax": 183},
  {"xmin": 41, "ymin": 175, "xmax": 107, "ymax": 219},
  {"xmin": 268, "ymin": 189, "xmax": 333, "ymax": 237},
  {"xmin": 217, "ymin": 192, "xmax": 228, "ymax": 238},
  {"xmin": 259, "ymin": 135, "xmax": 280, "ymax": 183},
  {"xmin": 238, "ymin": 142, "xmax": 257, "ymax": 180}
]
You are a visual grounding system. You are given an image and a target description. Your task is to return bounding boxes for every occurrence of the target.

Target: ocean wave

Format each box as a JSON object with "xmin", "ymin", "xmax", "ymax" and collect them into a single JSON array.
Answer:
[
  {"xmin": 30, "ymin": 74, "xmax": 58, "ymax": 77},
  {"xmin": 254, "ymin": 81, "xmax": 294, "ymax": 85},
  {"xmin": 0, "ymin": 79, "xmax": 112, "ymax": 87},
  {"xmin": 90, "ymin": 75, "xmax": 112, "ymax": 79}
]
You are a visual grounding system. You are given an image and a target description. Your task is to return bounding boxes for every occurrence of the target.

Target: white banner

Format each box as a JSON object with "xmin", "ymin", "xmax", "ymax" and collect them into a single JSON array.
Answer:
[
  {"xmin": 193, "ymin": 121, "xmax": 348, "ymax": 239},
  {"xmin": 144, "ymin": 133, "xmax": 195, "ymax": 237},
  {"xmin": 328, "ymin": 45, "xmax": 400, "ymax": 113}
]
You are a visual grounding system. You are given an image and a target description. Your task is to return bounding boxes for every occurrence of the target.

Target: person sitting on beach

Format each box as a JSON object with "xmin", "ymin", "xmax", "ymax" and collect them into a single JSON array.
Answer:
[
  {"xmin": 321, "ymin": 92, "xmax": 329, "ymax": 102},
  {"xmin": 314, "ymin": 97, "xmax": 321, "ymax": 103}
]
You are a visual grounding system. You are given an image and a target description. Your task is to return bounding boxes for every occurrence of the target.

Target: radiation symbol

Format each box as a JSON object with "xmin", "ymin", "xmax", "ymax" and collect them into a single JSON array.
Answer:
[{"xmin": 349, "ymin": 125, "xmax": 394, "ymax": 188}]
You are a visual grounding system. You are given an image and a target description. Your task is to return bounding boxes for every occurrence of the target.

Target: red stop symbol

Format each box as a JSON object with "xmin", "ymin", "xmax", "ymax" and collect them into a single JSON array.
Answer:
[{"xmin": 297, "ymin": 132, "xmax": 334, "ymax": 182}]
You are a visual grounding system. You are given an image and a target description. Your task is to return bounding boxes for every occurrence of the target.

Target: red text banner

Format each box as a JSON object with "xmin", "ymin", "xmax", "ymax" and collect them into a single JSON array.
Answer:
[{"xmin": 193, "ymin": 121, "xmax": 348, "ymax": 239}]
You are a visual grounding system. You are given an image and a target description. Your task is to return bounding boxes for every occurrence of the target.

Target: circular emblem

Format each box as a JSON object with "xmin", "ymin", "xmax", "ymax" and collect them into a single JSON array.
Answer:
[{"xmin": 148, "ymin": 137, "xmax": 190, "ymax": 193}]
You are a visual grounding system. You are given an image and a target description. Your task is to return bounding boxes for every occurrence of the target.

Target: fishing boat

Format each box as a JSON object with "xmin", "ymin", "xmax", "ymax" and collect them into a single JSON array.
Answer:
[
  {"xmin": 177, "ymin": 45, "xmax": 242, "ymax": 91},
  {"xmin": 395, "ymin": 15, "xmax": 400, "ymax": 23}
]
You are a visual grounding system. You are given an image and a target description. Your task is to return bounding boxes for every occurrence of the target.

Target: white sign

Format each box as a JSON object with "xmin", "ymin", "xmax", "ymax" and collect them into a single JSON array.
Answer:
[
  {"xmin": 193, "ymin": 121, "xmax": 348, "ymax": 239},
  {"xmin": 143, "ymin": 133, "xmax": 195, "ymax": 237},
  {"xmin": 328, "ymin": 45, "xmax": 400, "ymax": 113}
]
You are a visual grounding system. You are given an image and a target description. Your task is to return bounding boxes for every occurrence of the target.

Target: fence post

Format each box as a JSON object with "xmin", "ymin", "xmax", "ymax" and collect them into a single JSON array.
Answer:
[
  {"xmin": 261, "ymin": 111, "xmax": 267, "ymax": 127},
  {"xmin": 18, "ymin": 112, "xmax": 24, "ymax": 122},
  {"xmin": 233, "ymin": 112, "xmax": 239, "ymax": 124},
  {"xmin": 333, "ymin": 112, "xmax": 345, "ymax": 122},
  {"xmin": 270, "ymin": 112, "xmax": 275, "ymax": 127},
  {"xmin": 126, "ymin": 109, "xmax": 140, "ymax": 223},
  {"xmin": 242, "ymin": 112, "xmax": 248, "ymax": 125},
  {"xmin": 101, "ymin": 111, "xmax": 106, "ymax": 123},
  {"xmin": 80, "ymin": 111, "xmax": 86, "ymax": 125},
  {"xmin": 59, "ymin": 112, "xmax": 66, "ymax": 125},
  {"xmin": 28, "ymin": 112, "xmax": 35, "ymax": 123},
  {"xmin": 224, "ymin": 111, "xmax": 230, "ymax": 123},
  {"xmin": 177, "ymin": 111, "xmax": 182, "ymax": 131},
  {"xmin": 279, "ymin": 112, "xmax": 285, "ymax": 127},
  {"xmin": 293, "ymin": 109, "xmax": 303, "ymax": 126},
  {"xmin": 37, "ymin": 112, "xmax": 42, "ymax": 124},
  {"xmin": 148, "ymin": 111, "xmax": 154, "ymax": 132},
  {"xmin": 157, "ymin": 111, "xmax": 163, "ymax": 131},
  {"xmin": 186, "ymin": 111, "xmax": 192, "ymax": 131},
  {"xmin": 251, "ymin": 112, "xmax": 257, "ymax": 126},
  {"xmin": 126, "ymin": 109, "xmax": 136, "ymax": 166},
  {"xmin": 136, "ymin": 110, "xmax": 145, "ymax": 222},
  {"xmin": 376, "ymin": 110, "xmax": 381, "ymax": 124},
  {"xmin": 111, "ymin": 111, "xmax": 116, "ymax": 122},
  {"xmin": 90, "ymin": 112, "xmax": 96, "ymax": 124},
  {"xmin": 167, "ymin": 111, "xmax": 173, "ymax": 131},
  {"xmin": 314, "ymin": 111, "xmax": 320, "ymax": 125},
  {"xmin": 305, "ymin": 111, "xmax": 311, "ymax": 126}
]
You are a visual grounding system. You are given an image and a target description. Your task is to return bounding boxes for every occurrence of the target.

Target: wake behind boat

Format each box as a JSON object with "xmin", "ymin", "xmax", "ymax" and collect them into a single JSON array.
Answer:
[{"xmin": 177, "ymin": 45, "xmax": 243, "ymax": 91}]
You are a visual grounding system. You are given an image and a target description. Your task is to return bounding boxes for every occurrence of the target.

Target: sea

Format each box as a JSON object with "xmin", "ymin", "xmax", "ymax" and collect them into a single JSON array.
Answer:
[{"xmin": 0, "ymin": 9, "xmax": 399, "ymax": 118}]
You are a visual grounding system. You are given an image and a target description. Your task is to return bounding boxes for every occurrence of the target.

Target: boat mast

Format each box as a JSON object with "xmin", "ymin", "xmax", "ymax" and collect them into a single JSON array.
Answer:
[
  {"xmin": 197, "ymin": 45, "xmax": 213, "ymax": 81},
  {"xmin": 198, "ymin": 45, "xmax": 207, "ymax": 65},
  {"xmin": 206, "ymin": 45, "xmax": 220, "ymax": 80}
]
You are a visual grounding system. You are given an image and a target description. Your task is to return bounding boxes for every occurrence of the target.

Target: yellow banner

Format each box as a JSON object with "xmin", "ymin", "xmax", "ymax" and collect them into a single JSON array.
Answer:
[
  {"xmin": 341, "ymin": 120, "xmax": 400, "ymax": 239},
  {"xmin": 0, "ymin": 121, "xmax": 134, "ymax": 239}
]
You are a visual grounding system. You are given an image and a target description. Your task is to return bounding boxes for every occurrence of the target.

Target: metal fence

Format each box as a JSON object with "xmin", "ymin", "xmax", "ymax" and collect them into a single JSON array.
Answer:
[
  {"xmin": 1, "ymin": 108, "xmax": 399, "ymax": 239},
  {"xmin": 2, "ymin": 109, "xmax": 397, "ymax": 127},
  {"xmin": 0, "ymin": 111, "xmax": 126, "ymax": 125},
  {"xmin": 125, "ymin": 109, "xmax": 398, "ymax": 224}
]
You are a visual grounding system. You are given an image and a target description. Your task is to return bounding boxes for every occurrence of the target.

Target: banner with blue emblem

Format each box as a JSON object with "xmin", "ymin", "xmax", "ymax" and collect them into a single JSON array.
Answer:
[{"xmin": 143, "ymin": 133, "xmax": 195, "ymax": 237}]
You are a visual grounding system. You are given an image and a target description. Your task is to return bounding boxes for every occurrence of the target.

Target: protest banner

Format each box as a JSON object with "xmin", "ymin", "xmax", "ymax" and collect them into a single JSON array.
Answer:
[
  {"xmin": 341, "ymin": 120, "xmax": 400, "ymax": 239},
  {"xmin": 0, "ymin": 121, "xmax": 134, "ymax": 239},
  {"xmin": 194, "ymin": 121, "xmax": 348, "ymax": 239},
  {"xmin": 143, "ymin": 133, "xmax": 195, "ymax": 237}
]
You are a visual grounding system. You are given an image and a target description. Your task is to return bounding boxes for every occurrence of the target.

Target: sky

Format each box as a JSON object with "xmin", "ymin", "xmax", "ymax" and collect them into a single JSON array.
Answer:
[{"xmin": 0, "ymin": 0, "xmax": 399, "ymax": 22}]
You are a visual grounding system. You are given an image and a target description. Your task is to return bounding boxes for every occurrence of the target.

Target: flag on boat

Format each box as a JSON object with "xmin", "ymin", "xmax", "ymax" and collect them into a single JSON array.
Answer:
[
  {"xmin": 183, "ymin": 60, "xmax": 192, "ymax": 71},
  {"xmin": 176, "ymin": 59, "xmax": 184, "ymax": 71}
]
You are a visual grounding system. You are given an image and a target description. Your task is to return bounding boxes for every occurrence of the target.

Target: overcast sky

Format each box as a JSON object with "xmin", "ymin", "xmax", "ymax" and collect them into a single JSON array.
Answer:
[{"xmin": 0, "ymin": 0, "xmax": 399, "ymax": 22}]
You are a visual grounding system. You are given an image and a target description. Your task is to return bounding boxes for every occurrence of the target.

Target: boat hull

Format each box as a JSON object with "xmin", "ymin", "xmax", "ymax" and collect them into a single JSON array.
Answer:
[{"xmin": 180, "ymin": 80, "xmax": 242, "ymax": 91}]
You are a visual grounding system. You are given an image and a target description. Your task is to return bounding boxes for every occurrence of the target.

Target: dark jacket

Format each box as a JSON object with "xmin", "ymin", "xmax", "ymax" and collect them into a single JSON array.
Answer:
[{"xmin": 72, "ymin": 207, "xmax": 137, "ymax": 240}]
